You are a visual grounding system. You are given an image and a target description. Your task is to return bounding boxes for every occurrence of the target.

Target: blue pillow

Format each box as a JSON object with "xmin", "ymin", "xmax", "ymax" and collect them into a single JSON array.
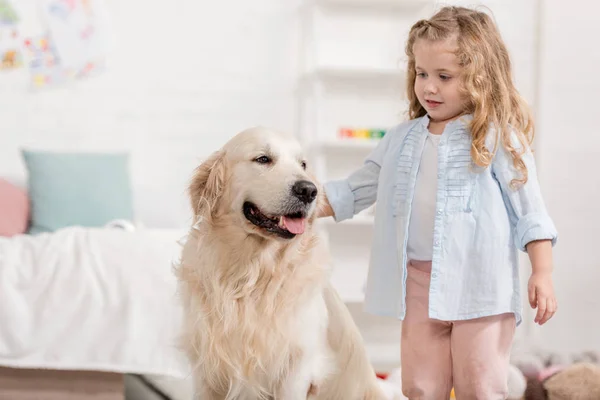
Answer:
[{"xmin": 21, "ymin": 150, "xmax": 135, "ymax": 234}]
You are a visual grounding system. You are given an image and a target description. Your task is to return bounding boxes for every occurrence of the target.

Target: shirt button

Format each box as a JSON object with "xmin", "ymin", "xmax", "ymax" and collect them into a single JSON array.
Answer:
[
  {"xmin": 437, "ymin": 173, "xmax": 442, "ymax": 178},
  {"xmin": 437, "ymin": 209, "xmax": 442, "ymax": 215},
  {"xmin": 435, "ymin": 240, "xmax": 440, "ymax": 246}
]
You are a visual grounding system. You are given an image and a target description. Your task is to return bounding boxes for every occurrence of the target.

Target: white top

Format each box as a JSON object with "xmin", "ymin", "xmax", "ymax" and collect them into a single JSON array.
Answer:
[{"xmin": 406, "ymin": 131, "xmax": 441, "ymax": 261}]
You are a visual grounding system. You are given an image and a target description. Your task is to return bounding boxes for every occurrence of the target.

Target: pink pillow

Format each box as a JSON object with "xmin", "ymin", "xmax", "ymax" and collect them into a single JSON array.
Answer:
[{"xmin": 0, "ymin": 178, "xmax": 30, "ymax": 236}]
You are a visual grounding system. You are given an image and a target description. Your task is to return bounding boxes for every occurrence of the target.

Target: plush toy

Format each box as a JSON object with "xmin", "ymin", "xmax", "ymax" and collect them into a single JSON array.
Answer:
[
  {"xmin": 382, "ymin": 368, "xmax": 407, "ymax": 400},
  {"xmin": 512, "ymin": 351, "xmax": 547, "ymax": 379},
  {"xmin": 507, "ymin": 363, "xmax": 528, "ymax": 399},
  {"xmin": 376, "ymin": 377, "xmax": 406, "ymax": 400},
  {"xmin": 524, "ymin": 362, "xmax": 600, "ymax": 400}
]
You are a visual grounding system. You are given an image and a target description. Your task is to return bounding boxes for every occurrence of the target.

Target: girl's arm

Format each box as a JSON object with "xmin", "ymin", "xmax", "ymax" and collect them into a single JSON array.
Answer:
[
  {"xmin": 492, "ymin": 131, "xmax": 558, "ymax": 325},
  {"xmin": 490, "ymin": 133, "xmax": 558, "ymax": 252},
  {"xmin": 317, "ymin": 195, "xmax": 335, "ymax": 218},
  {"xmin": 526, "ymin": 239, "xmax": 556, "ymax": 325},
  {"xmin": 318, "ymin": 129, "xmax": 393, "ymax": 222},
  {"xmin": 526, "ymin": 239, "xmax": 553, "ymax": 275}
]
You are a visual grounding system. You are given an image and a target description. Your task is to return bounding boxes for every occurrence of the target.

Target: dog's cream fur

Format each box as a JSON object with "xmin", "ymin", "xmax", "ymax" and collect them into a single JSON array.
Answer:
[{"xmin": 175, "ymin": 127, "xmax": 385, "ymax": 400}]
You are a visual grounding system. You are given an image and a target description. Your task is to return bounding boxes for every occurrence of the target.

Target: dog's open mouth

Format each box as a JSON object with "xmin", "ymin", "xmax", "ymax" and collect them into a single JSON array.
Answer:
[{"xmin": 243, "ymin": 201, "xmax": 307, "ymax": 239}]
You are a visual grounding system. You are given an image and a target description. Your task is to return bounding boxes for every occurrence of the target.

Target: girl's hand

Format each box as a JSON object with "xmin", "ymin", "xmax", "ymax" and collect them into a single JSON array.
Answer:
[
  {"xmin": 316, "ymin": 195, "xmax": 334, "ymax": 218},
  {"xmin": 528, "ymin": 271, "xmax": 557, "ymax": 325}
]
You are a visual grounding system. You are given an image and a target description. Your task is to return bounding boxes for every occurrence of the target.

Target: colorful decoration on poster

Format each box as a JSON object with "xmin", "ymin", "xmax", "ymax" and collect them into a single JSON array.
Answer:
[
  {"xmin": 0, "ymin": 0, "xmax": 19, "ymax": 25},
  {"xmin": 0, "ymin": 0, "xmax": 23, "ymax": 71},
  {"xmin": 0, "ymin": 0, "xmax": 109, "ymax": 86},
  {"xmin": 338, "ymin": 127, "xmax": 386, "ymax": 140},
  {"xmin": 23, "ymin": 32, "xmax": 104, "ymax": 88},
  {"xmin": 24, "ymin": 0, "xmax": 109, "ymax": 88}
]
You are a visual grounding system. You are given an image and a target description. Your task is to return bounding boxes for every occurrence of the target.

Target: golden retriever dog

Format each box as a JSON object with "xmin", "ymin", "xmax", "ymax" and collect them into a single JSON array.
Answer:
[{"xmin": 175, "ymin": 127, "xmax": 386, "ymax": 400}]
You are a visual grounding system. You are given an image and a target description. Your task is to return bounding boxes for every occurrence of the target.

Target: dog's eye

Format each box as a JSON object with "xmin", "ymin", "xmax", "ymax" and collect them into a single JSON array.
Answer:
[
  {"xmin": 301, "ymin": 161, "xmax": 307, "ymax": 170},
  {"xmin": 255, "ymin": 156, "xmax": 271, "ymax": 164}
]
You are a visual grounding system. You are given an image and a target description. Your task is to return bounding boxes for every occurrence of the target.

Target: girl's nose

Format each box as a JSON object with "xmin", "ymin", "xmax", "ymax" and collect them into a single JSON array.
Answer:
[{"xmin": 425, "ymin": 83, "xmax": 438, "ymax": 94}]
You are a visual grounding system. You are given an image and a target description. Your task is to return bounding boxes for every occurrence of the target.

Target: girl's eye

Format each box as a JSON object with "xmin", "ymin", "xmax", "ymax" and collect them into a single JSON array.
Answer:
[
  {"xmin": 255, "ymin": 156, "xmax": 271, "ymax": 164},
  {"xmin": 417, "ymin": 72, "xmax": 426, "ymax": 78},
  {"xmin": 440, "ymin": 75, "xmax": 451, "ymax": 81},
  {"xmin": 301, "ymin": 161, "xmax": 307, "ymax": 170}
]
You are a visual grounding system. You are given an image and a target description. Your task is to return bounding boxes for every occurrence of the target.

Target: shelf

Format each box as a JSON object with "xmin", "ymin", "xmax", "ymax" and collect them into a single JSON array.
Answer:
[
  {"xmin": 328, "ymin": 255, "xmax": 370, "ymax": 303},
  {"xmin": 330, "ymin": 273, "xmax": 366, "ymax": 303},
  {"xmin": 333, "ymin": 284, "xmax": 365, "ymax": 303},
  {"xmin": 300, "ymin": 66, "xmax": 404, "ymax": 85},
  {"xmin": 320, "ymin": 214, "xmax": 374, "ymax": 226},
  {"xmin": 366, "ymin": 342, "xmax": 401, "ymax": 372},
  {"xmin": 309, "ymin": 0, "xmax": 432, "ymax": 14},
  {"xmin": 312, "ymin": 138, "xmax": 380, "ymax": 152}
]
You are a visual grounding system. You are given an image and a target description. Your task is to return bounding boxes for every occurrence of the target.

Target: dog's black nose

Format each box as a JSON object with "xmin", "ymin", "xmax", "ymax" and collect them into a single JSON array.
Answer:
[{"xmin": 292, "ymin": 180, "xmax": 318, "ymax": 204}]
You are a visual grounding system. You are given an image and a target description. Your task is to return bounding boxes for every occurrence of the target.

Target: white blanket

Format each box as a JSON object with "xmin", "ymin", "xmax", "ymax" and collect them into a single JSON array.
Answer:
[{"xmin": 0, "ymin": 226, "xmax": 191, "ymax": 378}]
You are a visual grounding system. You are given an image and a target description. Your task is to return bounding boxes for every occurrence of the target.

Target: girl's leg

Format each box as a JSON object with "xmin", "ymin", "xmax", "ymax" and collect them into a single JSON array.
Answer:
[
  {"xmin": 401, "ymin": 260, "xmax": 453, "ymax": 399},
  {"xmin": 451, "ymin": 313, "xmax": 516, "ymax": 399}
]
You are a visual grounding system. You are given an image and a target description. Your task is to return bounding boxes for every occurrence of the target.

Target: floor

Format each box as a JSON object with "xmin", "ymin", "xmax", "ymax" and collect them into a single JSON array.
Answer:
[{"xmin": 124, "ymin": 375, "xmax": 170, "ymax": 400}]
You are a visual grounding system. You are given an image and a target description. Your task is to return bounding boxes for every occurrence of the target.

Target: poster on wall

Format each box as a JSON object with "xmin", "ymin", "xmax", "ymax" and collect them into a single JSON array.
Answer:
[
  {"xmin": 0, "ymin": 0, "xmax": 24, "ymax": 71},
  {"xmin": 1, "ymin": 0, "xmax": 111, "ymax": 87},
  {"xmin": 26, "ymin": 0, "xmax": 111, "ymax": 88}
]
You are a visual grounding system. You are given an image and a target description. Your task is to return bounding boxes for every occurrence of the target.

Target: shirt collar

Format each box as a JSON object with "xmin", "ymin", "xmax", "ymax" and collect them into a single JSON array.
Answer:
[{"xmin": 418, "ymin": 113, "xmax": 473, "ymax": 132}]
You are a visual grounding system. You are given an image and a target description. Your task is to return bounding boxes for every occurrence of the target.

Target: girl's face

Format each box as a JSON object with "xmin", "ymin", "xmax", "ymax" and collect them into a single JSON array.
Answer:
[{"xmin": 413, "ymin": 38, "xmax": 467, "ymax": 127}]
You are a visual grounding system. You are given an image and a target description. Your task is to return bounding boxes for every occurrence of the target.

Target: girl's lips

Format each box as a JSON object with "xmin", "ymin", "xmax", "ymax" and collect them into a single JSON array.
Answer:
[{"xmin": 426, "ymin": 100, "xmax": 442, "ymax": 108}]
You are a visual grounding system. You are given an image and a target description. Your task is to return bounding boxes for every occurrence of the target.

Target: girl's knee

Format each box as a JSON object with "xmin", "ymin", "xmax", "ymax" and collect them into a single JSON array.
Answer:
[{"xmin": 454, "ymin": 379, "xmax": 509, "ymax": 400}]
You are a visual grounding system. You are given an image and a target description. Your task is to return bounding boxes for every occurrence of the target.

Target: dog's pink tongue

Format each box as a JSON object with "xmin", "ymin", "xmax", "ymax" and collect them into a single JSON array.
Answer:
[{"xmin": 282, "ymin": 217, "xmax": 306, "ymax": 234}]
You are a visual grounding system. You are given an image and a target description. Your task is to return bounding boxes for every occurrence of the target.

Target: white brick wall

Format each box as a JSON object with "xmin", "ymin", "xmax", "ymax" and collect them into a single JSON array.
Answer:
[
  {"xmin": 0, "ymin": 0, "xmax": 301, "ymax": 228},
  {"xmin": 531, "ymin": 0, "xmax": 600, "ymax": 354}
]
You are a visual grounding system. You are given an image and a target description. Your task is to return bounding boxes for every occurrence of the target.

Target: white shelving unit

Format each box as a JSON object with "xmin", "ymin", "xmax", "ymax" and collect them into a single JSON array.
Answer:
[
  {"xmin": 297, "ymin": 0, "xmax": 433, "ymax": 302},
  {"xmin": 312, "ymin": 138, "xmax": 379, "ymax": 152},
  {"xmin": 299, "ymin": 66, "xmax": 405, "ymax": 85},
  {"xmin": 296, "ymin": 0, "xmax": 434, "ymax": 372},
  {"xmin": 320, "ymin": 214, "xmax": 374, "ymax": 226},
  {"xmin": 311, "ymin": 0, "xmax": 432, "ymax": 13}
]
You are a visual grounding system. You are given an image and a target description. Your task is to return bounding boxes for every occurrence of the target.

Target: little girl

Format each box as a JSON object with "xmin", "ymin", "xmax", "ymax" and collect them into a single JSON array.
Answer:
[{"xmin": 319, "ymin": 6, "xmax": 558, "ymax": 399}]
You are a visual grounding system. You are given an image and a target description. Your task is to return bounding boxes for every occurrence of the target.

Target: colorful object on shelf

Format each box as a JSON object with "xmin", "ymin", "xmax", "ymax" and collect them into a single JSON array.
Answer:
[{"xmin": 338, "ymin": 127, "xmax": 386, "ymax": 140}]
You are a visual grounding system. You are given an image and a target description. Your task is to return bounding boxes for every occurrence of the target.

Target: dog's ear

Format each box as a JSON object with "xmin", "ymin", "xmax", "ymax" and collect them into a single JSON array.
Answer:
[{"xmin": 189, "ymin": 150, "xmax": 226, "ymax": 220}]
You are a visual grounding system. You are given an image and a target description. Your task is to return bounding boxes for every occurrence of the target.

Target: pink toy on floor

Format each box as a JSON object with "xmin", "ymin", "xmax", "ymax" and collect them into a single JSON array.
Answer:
[{"xmin": 538, "ymin": 365, "xmax": 566, "ymax": 381}]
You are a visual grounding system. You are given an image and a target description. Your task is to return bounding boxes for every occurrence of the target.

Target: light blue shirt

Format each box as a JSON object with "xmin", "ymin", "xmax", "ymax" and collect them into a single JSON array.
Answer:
[{"xmin": 324, "ymin": 114, "xmax": 558, "ymax": 326}]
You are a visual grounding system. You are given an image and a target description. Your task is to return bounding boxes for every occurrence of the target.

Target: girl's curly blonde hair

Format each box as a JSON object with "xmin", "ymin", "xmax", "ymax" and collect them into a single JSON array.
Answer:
[{"xmin": 405, "ymin": 6, "xmax": 534, "ymax": 187}]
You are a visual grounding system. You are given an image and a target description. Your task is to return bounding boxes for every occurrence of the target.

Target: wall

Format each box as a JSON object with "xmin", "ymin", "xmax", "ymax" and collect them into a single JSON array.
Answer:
[
  {"xmin": 3, "ymin": 0, "xmax": 585, "ymax": 354},
  {"xmin": 0, "ymin": 0, "xmax": 539, "ymax": 231},
  {"xmin": 532, "ymin": 0, "xmax": 600, "ymax": 354},
  {"xmin": 0, "ymin": 0, "xmax": 301, "ymax": 229}
]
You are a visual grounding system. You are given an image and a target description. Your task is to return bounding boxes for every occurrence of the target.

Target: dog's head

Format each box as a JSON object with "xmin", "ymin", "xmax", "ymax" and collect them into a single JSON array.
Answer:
[{"xmin": 189, "ymin": 127, "xmax": 319, "ymax": 240}]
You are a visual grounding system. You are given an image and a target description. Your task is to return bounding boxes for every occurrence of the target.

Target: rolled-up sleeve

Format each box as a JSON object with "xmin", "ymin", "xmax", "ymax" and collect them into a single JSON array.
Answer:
[
  {"xmin": 491, "ymin": 132, "xmax": 558, "ymax": 252},
  {"xmin": 323, "ymin": 130, "xmax": 392, "ymax": 222}
]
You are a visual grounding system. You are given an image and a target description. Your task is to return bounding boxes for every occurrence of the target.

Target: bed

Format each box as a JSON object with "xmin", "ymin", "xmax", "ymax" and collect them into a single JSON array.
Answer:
[
  {"xmin": 0, "ymin": 225, "xmax": 194, "ymax": 399},
  {"xmin": 0, "ymin": 225, "xmax": 405, "ymax": 400}
]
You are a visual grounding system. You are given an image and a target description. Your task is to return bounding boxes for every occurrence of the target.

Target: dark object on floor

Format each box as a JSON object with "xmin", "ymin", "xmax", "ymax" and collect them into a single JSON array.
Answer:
[
  {"xmin": 124, "ymin": 375, "xmax": 169, "ymax": 400},
  {"xmin": 524, "ymin": 377, "xmax": 547, "ymax": 400}
]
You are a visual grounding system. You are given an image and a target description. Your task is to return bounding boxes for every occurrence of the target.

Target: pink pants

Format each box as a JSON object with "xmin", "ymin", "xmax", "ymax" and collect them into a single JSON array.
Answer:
[{"xmin": 401, "ymin": 260, "xmax": 516, "ymax": 400}]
